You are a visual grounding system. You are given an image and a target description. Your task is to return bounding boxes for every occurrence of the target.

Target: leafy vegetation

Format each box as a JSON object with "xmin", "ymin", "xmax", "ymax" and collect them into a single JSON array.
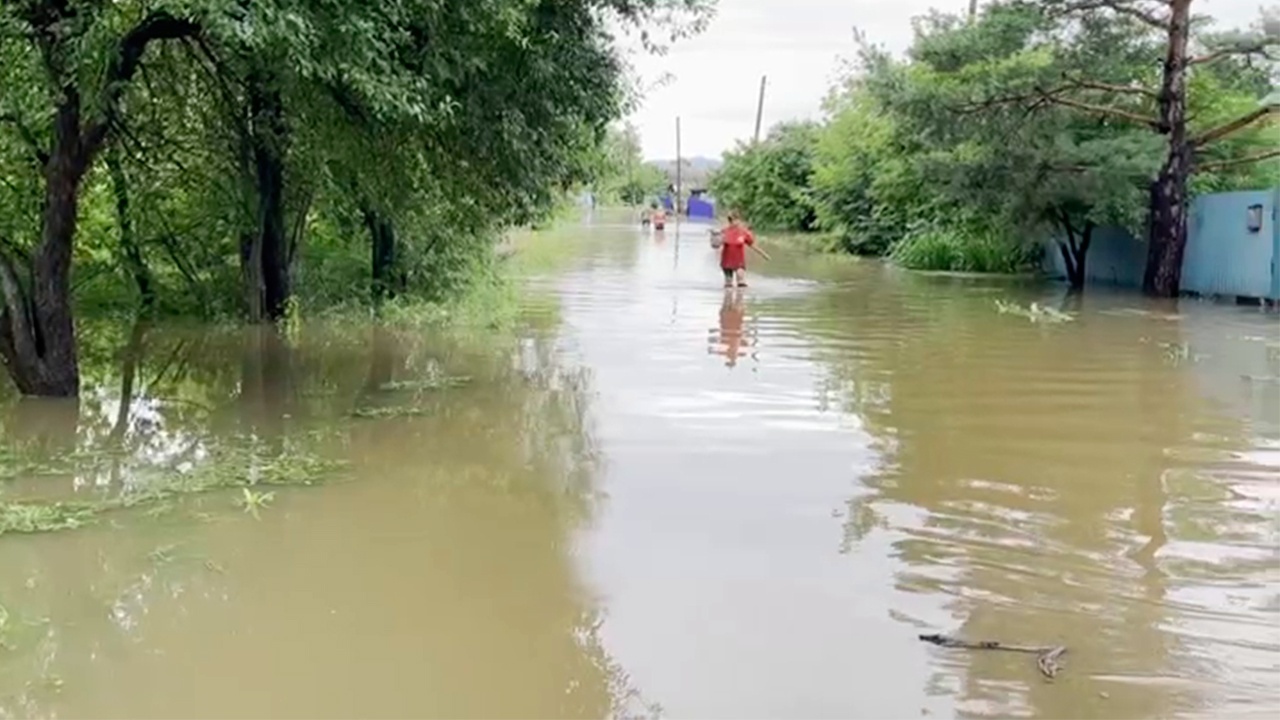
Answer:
[
  {"xmin": 711, "ymin": 122, "xmax": 820, "ymax": 232},
  {"xmin": 591, "ymin": 122, "xmax": 670, "ymax": 205},
  {"xmin": 0, "ymin": 0, "xmax": 714, "ymax": 398},
  {"xmin": 709, "ymin": 1, "xmax": 1278, "ymax": 287}
]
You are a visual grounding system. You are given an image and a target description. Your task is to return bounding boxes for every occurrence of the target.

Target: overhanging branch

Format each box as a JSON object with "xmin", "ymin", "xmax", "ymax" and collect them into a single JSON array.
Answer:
[
  {"xmin": 82, "ymin": 12, "xmax": 202, "ymax": 155},
  {"xmin": 1047, "ymin": 1, "xmax": 1172, "ymax": 30},
  {"xmin": 1191, "ymin": 104, "xmax": 1278, "ymax": 147},
  {"xmin": 1189, "ymin": 41, "xmax": 1278, "ymax": 65},
  {"xmin": 1195, "ymin": 148, "xmax": 1280, "ymax": 171},
  {"xmin": 955, "ymin": 85, "xmax": 1160, "ymax": 128},
  {"xmin": 1060, "ymin": 73, "xmax": 1159, "ymax": 99}
]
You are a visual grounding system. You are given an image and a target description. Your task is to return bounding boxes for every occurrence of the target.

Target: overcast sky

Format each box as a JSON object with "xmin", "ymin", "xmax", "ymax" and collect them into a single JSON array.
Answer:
[{"xmin": 624, "ymin": 0, "xmax": 1270, "ymax": 160}]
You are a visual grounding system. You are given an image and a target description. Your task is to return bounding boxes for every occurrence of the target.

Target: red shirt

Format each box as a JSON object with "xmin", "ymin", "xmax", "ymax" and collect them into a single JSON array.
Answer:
[{"xmin": 719, "ymin": 225, "xmax": 754, "ymax": 269}]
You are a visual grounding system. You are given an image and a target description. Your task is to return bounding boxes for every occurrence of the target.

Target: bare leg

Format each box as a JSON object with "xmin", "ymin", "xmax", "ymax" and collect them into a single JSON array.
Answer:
[{"xmin": 735, "ymin": 268, "xmax": 747, "ymax": 287}]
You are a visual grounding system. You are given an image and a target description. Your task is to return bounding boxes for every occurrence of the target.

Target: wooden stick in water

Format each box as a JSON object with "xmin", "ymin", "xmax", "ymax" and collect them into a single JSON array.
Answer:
[{"xmin": 919, "ymin": 634, "xmax": 1068, "ymax": 679}]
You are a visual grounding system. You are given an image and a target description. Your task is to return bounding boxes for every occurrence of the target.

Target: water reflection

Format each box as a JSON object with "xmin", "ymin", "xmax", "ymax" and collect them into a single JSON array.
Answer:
[
  {"xmin": 708, "ymin": 289, "xmax": 753, "ymax": 368},
  {"xmin": 0, "ymin": 315, "xmax": 646, "ymax": 718},
  {"xmin": 817, "ymin": 278, "xmax": 1279, "ymax": 718},
  {"xmin": 3, "ymin": 218, "xmax": 1278, "ymax": 718}
]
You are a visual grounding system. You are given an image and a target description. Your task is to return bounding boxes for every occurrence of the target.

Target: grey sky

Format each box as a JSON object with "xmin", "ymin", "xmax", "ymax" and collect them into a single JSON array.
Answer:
[{"xmin": 625, "ymin": 0, "xmax": 1270, "ymax": 160}]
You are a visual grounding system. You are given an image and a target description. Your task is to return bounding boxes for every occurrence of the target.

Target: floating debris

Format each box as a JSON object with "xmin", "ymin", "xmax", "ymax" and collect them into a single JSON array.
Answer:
[
  {"xmin": 379, "ymin": 375, "xmax": 472, "ymax": 392},
  {"xmin": 994, "ymin": 300, "xmax": 1075, "ymax": 324},
  {"xmin": 349, "ymin": 405, "xmax": 432, "ymax": 419},
  {"xmin": 919, "ymin": 633, "xmax": 1068, "ymax": 679}
]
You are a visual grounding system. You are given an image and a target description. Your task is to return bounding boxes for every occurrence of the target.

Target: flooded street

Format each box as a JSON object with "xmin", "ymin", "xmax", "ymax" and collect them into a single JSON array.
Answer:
[{"xmin": 2, "ymin": 211, "xmax": 1278, "ymax": 718}]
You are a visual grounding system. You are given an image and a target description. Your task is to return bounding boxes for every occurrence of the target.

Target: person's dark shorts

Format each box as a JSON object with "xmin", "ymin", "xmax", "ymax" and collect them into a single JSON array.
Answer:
[{"xmin": 654, "ymin": 222, "xmax": 665, "ymax": 230}]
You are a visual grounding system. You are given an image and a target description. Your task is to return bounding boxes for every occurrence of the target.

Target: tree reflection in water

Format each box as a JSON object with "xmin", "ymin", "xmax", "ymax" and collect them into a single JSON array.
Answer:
[{"xmin": 0, "ymin": 317, "xmax": 650, "ymax": 718}]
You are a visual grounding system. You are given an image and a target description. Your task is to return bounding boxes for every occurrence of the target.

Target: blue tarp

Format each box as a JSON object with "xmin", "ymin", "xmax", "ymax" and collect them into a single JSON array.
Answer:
[{"xmin": 687, "ymin": 196, "xmax": 715, "ymax": 219}]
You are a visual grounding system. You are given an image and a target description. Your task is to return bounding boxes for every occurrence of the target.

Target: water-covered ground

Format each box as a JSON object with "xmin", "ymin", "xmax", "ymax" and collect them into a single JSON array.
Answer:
[{"xmin": 2, "ymin": 212, "xmax": 1277, "ymax": 718}]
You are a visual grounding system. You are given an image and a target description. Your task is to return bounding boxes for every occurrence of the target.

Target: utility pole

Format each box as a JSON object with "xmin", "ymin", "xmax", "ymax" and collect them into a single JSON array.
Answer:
[
  {"xmin": 675, "ymin": 115, "xmax": 682, "ymax": 215},
  {"xmin": 968, "ymin": 0, "xmax": 978, "ymax": 20},
  {"xmin": 753, "ymin": 75, "xmax": 767, "ymax": 144}
]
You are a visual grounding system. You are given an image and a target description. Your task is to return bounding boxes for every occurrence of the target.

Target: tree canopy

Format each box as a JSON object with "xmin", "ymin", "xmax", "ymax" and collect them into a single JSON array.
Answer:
[
  {"xmin": 710, "ymin": 0, "xmax": 1277, "ymax": 286},
  {"xmin": 0, "ymin": 0, "xmax": 715, "ymax": 397}
]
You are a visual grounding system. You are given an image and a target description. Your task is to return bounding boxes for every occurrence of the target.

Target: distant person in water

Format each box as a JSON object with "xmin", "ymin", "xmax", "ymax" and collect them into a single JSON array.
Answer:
[
  {"xmin": 650, "ymin": 202, "xmax": 667, "ymax": 231},
  {"xmin": 717, "ymin": 211, "xmax": 769, "ymax": 288}
]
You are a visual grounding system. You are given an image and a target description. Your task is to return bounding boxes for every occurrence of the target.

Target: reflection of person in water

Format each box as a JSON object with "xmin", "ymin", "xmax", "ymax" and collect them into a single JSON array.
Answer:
[{"xmin": 709, "ymin": 289, "xmax": 748, "ymax": 367}]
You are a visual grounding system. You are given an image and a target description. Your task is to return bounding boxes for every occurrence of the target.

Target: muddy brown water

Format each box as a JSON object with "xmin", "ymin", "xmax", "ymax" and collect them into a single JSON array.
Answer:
[{"xmin": 1, "ymin": 212, "xmax": 1278, "ymax": 719}]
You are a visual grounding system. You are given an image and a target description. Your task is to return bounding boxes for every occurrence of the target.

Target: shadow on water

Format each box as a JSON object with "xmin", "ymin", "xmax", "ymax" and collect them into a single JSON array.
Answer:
[{"xmin": 0, "ymin": 310, "xmax": 658, "ymax": 718}]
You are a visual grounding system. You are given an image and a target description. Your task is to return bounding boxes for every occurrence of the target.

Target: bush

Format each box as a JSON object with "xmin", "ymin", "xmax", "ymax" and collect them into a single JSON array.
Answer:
[{"xmin": 889, "ymin": 225, "xmax": 1032, "ymax": 273}]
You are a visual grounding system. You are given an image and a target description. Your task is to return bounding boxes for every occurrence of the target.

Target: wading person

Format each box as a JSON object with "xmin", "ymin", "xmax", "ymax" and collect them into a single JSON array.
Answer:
[{"xmin": 717, "ymin": 211, "xmax": 769, "ymax": 288}]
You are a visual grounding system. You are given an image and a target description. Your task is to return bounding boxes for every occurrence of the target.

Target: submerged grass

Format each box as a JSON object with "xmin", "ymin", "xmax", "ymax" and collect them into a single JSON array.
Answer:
[{"xmin": 0, "ymin": 445, "xmax": 347, "ymax": 538}]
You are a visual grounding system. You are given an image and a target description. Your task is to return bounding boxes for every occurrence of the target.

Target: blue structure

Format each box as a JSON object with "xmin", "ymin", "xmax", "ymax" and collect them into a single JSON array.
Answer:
[
  {"xmin": 1044, "ymin": 187, "xmax": 1280, "ymax": 300},
  {"xmin": 687, "ymin": 193, "xmax": 716, "ymax": 220}
]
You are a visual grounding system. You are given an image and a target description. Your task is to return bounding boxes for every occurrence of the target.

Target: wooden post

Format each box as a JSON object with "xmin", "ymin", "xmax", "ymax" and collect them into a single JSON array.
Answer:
[
  {"xmin": 968, "ymin": 0, "xmax": 978, "ymax": 20},
  {"xmin": 753, "ymin": 75, "xmax": 767, "ymax": 144}
]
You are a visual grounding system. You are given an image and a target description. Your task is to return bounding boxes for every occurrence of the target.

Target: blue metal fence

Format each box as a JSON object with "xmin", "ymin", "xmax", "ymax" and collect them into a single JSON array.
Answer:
[{"xmin": 1043, "ymin": 187, "xmax": 1280, "ymax": 300}]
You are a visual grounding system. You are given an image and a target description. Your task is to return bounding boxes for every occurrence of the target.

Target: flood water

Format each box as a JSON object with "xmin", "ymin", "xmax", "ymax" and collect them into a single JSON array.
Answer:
[{"xmin": 1, "ymin": 210, "xmax": 1278, "ymax": 719}]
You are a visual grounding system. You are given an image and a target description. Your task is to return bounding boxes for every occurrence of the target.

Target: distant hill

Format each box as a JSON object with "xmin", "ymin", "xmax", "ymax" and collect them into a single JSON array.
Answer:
[{"xmin": 646, "ymin": 156, "xmax": 722, "ymax": 190}]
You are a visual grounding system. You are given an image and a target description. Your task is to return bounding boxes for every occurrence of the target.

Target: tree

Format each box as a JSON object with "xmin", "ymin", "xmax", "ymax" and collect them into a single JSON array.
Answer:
[
  {"xmin": 710, "ymin": 121, "xmax": 820, "ymax": 231},
  {"xmin": 0, "ymin": 0, "xmax": 717, "ymax": 397},
  {"xmin": 850, "ymin": 1, "xmax": 1277, "ymax": 289},
  {"xmin": 1006, "ymin": 1, "xmax": 1280, "ymax": 296},
  {"xmin": 592, "ymin": 123, "xmax": 667, "ymax": 205},
  {"xmin": 0, "ymin": 3, "xmax": 200, "ymax": 396},
  {"xmin": 865, "ymin": 3, "xmax": 1162, "ymax": 287}
]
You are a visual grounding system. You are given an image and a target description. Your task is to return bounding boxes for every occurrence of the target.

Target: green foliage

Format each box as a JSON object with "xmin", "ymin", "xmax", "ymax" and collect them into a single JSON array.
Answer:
[
  {"xmin": 889, "ymin": 225, "xmax": 1034, "ymax": 274},
  {"xmin": 0, "ymin": 0, "xmax": 716, "ymax": 394},
  {"xmin": 590, "ymin": 122, "xmax": 668, "ymax": 204},
  {"xmin": 710, "ymin": 122, "xmax": 820, "ymax": 232},
  {"xmin": 798, "ymin": 0, "xmax": 1278, "ymax": 275}
]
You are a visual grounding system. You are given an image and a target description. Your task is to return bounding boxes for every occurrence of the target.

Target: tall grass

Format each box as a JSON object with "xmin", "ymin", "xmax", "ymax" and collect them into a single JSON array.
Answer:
[{"xmin": 889, "ymin": 225, "xmax": 1033, "ymax": 274}]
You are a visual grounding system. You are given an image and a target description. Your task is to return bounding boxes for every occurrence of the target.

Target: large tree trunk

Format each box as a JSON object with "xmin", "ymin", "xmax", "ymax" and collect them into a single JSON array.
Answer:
[
  {"xmin": 1056, "ymin": 214, "xmax": 1094, "ymax": 291},
  {"xmin": 106, "ymin": 144, "xmax": 155, "ymax": 311},
  {"xmin": 0, "ymin": 93, "xmax": 90, "ymax": 397},
  {"xmin": 242, "ymin": 72, "xmax": 292, "ymax": 322},
  {"xmin": 364, "ymin": 208, "xmax": 399, "ymax": 304},
  {"xmin": 1143, "ymin": 0, "xmax": 1192, "ymax": 298}
]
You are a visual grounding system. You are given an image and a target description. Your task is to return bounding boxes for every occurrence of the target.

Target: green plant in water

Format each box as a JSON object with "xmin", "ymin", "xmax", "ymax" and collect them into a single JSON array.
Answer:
[
  {"xmin": 0, "ymin": 446, "xmax": 346, "ymax": 538},
  {"xmin": 0, "ymin": 502, "xmax": 96, "ymax": 536},
  {"xmin": 237, "ymin": 488, "xmax": 276, "ymax": 519}
]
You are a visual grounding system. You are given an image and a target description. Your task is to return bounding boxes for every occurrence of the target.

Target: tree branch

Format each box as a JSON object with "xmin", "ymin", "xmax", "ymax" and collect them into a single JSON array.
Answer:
[
  {"xmin": 1060, "ymin": 74, "xmax": 1159, "ymax": 99},
  {"xmin": 1189, "ymin": 41, "xmax": 1278, "ymax": 65},
  {"xmin": 0, "ymin": 112, "xmax": 50, "ymax": 165},
  {"xmin": 956, "ymin": 85, "xmax": 1160, "ymax": 127},
  {"xmin": 1047, "ymin": 1, "xmax": 1172, "ymax": 30},
  {"xmin": 1195, "ymin": 148, "xmax": 1280, "ymax": 171},
  {"xmin": 1036, "ymin": 87, "xmax": 1161, "ymax": 127},
  {"xmin": 1191, "ymin": 104, "xmax": 1278, "ymax": 147},
  {"xmin": 82, "ymin": 12, "xmax": 202, "ymax": 155}
]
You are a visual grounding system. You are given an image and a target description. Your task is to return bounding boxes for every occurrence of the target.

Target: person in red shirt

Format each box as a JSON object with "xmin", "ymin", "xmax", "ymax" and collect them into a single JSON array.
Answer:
[{"xmin": 718, "ymin": 211, "xmax": 769, "ymax": 288}]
